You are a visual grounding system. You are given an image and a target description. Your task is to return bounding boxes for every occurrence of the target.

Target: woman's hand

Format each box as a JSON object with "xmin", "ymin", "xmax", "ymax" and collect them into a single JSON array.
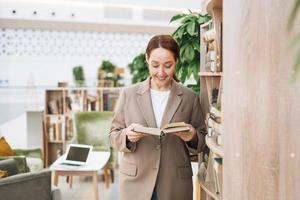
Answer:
[
  {"xmin": 173, "ymin": 124, "xmax": 197, "ymax": 142},
  {"xmin": 126, "ymin": 123, "xmax": 146, "ymax": 143}
]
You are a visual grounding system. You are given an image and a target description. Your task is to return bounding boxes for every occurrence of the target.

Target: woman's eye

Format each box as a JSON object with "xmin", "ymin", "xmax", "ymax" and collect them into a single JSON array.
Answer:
[
  {"xmin": 165, "ymin": 65, "xmax": 172, "ymax": 68},
  {"xmin": 152, "ymin": 65, "xmax": 159, "ymax": 68}
]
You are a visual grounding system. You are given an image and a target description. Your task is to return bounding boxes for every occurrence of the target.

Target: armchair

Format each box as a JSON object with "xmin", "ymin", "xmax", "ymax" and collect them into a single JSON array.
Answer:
[
  {"xmin": 73, "ymin": 111, "xmax": 115, "ymax": 188},
  {"xmin": 0, "ymin": 159, "xmax": 61, "ymax": 200},
  {"xmin": 0, "ymin": 148, "xmax": 43, "ymax": 173}
]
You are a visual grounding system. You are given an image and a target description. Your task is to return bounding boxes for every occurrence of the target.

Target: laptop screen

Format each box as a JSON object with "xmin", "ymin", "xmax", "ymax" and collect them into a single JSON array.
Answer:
[{"xmin": 66, "ymin": 146, "xmax": 90, "ymax": 162}]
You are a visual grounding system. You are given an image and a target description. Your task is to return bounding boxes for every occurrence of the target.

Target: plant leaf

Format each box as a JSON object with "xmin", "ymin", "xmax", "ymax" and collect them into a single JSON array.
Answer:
[
  {"xmin": 184, "ymin": 45, "xmax": 195, "ymax": 61},
  {"xmin": 187, "ymin": 20, "xmax": 196, "ymax": 36},
  {"xmin": 170, "ymin": 13, "xmax": 186, "ymax": 23},
  {"xmin": 288, "ymin": 0, "xmax": 300, "ymax": 31}
]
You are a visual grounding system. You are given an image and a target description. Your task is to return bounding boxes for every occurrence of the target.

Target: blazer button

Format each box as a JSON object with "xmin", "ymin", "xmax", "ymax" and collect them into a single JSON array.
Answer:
[{"xmin": 155, "ymin": 145, "xmax": 161, "ymax": 150}]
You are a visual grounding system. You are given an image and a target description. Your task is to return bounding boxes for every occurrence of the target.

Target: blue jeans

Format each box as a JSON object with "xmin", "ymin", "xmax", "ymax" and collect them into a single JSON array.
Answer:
[{"xmin": 151, "ymin": 188, "xmax": 157, "ymax": 200}]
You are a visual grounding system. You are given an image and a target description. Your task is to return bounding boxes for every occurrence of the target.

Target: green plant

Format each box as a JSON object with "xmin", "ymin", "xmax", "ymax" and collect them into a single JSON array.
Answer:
[
  {"xmin": 128, "ymin": 53, "xmax": 149, "ymax": 83},
  {"xmin": 101, "ymin": 60, "xmax": 116, "ymax": 73},
  {"xmin": 170, "ymin": 10, "xmax": 211, "ymax": 91},
  {"xmin": 288, "ymin": 0, "xmax": 300, "ymax": 79},
  {"xmin": 72, "ymin": 65, "xmax": 85, "ymax": 86}
]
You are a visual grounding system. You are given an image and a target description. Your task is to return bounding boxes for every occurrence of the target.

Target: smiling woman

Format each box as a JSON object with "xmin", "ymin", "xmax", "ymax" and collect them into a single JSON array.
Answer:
[
  {"xmin": 146, "ymin": 35, "xmax": 179, "ymax": 91},
  {"xmin": 109, "ymin": 35, "xmax": 207, "ymax": 200}
]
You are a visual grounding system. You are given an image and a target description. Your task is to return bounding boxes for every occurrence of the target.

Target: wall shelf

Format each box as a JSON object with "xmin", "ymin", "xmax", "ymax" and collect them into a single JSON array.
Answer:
[
  {"xmin": 199, "ymin": 72, "xmax": 222, "ymax": 76},
  {"xmin": 198, "ymin": 175, "xmax": 221, "ymax": 200}
]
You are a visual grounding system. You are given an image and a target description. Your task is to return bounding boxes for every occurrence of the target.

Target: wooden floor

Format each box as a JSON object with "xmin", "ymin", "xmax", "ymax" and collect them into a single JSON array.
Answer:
[{"xmin": 55, "ymin": 169, "xmax": 119, "ymax": 200}]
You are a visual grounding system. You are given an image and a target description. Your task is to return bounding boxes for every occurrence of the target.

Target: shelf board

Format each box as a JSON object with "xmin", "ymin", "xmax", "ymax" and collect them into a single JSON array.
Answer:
[
  {"xmin": 198, "ymin": 174, "xmax": 221, "ymax": 200},
  {"xmin": 206, "ymin": 0, "xmax": 222, "ymax": 15},
  {"xmin": 46, "ymin": 114, "xmax": 65, "ymax": 117},
  {"xmin": 199, "ymin": 72, "xmax": 222, "ymax": 76},
  {"xmin": 206, "ymin": 134, "xmax": 224, "ymax": 157},
  {"xmin": 48, "ymin": 140, "xmax": 63, "ymax": 144}
]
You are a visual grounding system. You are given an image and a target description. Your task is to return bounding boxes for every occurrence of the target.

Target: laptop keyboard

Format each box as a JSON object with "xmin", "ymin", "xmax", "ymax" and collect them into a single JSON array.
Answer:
[{"xmin": 60, "ymin": 162, "xmax": 81, "ymax": 166}]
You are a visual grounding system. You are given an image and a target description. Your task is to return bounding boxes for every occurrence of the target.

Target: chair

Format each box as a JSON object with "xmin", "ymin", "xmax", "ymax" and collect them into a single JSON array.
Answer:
[
  {"xmin": 0, "ymin": 159, "xmax": 61, "ymax": 200},
  {"xmin": 73, "ymin": 111, "xmax": 115, "ymax": 188},
  {"xmin": 0, "ymin": 148, "xmax": 43, "ymax": 173}
]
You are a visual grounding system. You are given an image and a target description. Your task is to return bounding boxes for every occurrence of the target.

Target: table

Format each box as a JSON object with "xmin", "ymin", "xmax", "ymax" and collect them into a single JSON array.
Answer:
[{"xmin": 50, "ymin": 151, "xmax": 110, "ymax": 200}]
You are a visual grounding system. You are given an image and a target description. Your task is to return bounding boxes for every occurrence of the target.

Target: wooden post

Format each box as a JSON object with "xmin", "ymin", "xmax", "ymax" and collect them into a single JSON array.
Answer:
[{"xmin": 223, "ymin": 0, "xmax": 300, "ymax": 199}]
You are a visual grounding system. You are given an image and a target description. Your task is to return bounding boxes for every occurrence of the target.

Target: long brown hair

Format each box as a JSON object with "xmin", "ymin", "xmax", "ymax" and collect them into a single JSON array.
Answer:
[{"xmin": 146, "ymin": 35, "xmax": 180, "ymax": 82}]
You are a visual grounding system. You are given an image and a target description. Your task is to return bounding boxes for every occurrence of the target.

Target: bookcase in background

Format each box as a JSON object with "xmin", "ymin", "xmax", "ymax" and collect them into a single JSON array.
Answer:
[
  {"xmin": 43, "ymin": 85, "xmax": 122, "ymax": 167},
  {"xmin": 198, "ymin": 0, "xmax": 223, "ymax": 199}
]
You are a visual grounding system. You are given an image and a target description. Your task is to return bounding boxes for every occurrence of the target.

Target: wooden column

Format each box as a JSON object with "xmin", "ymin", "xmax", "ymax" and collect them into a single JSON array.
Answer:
[{"xmin": 223, "ymin": 0, "xmax": 300, "ymax": 199}]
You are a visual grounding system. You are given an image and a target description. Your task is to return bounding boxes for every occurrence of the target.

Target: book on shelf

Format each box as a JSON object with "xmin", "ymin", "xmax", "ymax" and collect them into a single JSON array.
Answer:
[
  {"xmin": 216, "ymin": 134, "xmax": 223, "ymax": 146},
  {"xmin": 48, "ymin": 100, "xmax": 60, "ymax": 114},
  {"xmin": 210, "ymin": 106, "xmax": 222, "ymax": 123},
  {"xmin": 203, "ymin": 29, "xmax": 216, "ymax": 43},
  {"xmin": 133, "ymin": 122, "xmax": 190, "ymax": 136},
  {"xmin": 205, "ymin": 50, "xmax": 216, "ymax": 62},
  {"xmin": 213, "ymin": 157, "xmax": 223, "ymax": 194},
  {"xmin": 205, "ymin": 61, "xmax": 216, "ymax": 72},
  {"xmin": 207, "ymin": 41, "xmax": 215, "ymax": 51}
]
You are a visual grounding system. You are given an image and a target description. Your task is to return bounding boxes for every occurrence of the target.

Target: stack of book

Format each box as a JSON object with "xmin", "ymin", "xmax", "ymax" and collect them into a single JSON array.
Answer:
[{"xmin": 208, "ymin": 106, "xmax": 223, "ymax": 146}]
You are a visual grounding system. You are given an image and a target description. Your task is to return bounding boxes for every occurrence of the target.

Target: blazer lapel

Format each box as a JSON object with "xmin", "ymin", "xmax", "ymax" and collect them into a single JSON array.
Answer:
[
  {"xmin": 160, "ymin": 80, "xmax": 183, "ymax": 128},
  {"xmin": 136, "ymin": 78, "xmax": 157, "ymax": 128}
]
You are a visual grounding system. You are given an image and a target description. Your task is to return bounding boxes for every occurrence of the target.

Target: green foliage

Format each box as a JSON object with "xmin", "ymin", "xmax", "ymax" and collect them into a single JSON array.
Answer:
[
  {"xmin": 288, "ymin": 0, "xmax": 300, "ymax": 79},
  {"xmin": 72, "ymin": 65, "xmax": 85, "ymax": 86},
  {"xmin": 101, "ymin": 60, "xmax": 116, "ymax": 73},
  {"xmin": 170, "ymin": 11, "xmax": 211, "ymax": 91},
  {"xmin": 128, "ymin": 53, "xmax": 149, "ymax": 83}
]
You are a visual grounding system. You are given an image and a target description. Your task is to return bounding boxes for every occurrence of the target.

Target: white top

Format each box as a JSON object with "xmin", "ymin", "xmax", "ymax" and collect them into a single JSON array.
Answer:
[
  {"xmin": 49, "ymin": 151, "xmax": 110, "ymax": 171},
  {"xmin": 150, "ymin": 89, "xmax": 170, "ymax": 128}
]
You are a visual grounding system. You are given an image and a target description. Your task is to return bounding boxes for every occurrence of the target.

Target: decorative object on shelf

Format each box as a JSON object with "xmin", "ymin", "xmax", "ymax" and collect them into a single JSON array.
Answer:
[
  {"xmin": 170, "ymin": 10, "xmax": 211, "ymax": 93},
  {"xmin": 72, "ymin": 65, "xmax": 85, "ymax": 86},
  {"xmin": 128, "ymin": 53, "xmax": 149, "ymax": 83}
]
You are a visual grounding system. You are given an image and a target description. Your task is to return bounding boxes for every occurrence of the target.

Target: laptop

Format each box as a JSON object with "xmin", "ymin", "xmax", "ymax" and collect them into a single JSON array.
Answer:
[{"xmin": 59, "ymin": 144, "xmax": 93, "ymax": 166}]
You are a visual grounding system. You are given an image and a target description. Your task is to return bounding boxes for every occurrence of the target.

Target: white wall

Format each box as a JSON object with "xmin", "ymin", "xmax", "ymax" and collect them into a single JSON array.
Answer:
[
  {"xmin": 0, "ymin": 113, "xmax": 27, "ymax": 148},
  {"xmin": 0, "ymin": 29, "xmax": 153, "ymax": 87}
]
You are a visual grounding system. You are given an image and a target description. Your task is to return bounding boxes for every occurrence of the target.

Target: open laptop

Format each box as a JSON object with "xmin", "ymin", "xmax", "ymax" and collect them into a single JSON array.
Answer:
[{"xmin": 59, "ymin": 144, "xmax": 93, "ymax": 167}]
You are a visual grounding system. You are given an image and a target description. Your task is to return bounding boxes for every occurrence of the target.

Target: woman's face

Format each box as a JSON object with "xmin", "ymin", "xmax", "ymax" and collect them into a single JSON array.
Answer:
[{"xmin": 147, "ymin": 47, "xmax": 176, "ymax": 90}]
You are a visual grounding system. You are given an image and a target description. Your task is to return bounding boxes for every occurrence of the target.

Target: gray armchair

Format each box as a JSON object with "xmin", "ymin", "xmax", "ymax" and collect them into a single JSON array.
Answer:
[{"xmin": 0, "ymin": 159, "xmax": 61, "ymax": 200}]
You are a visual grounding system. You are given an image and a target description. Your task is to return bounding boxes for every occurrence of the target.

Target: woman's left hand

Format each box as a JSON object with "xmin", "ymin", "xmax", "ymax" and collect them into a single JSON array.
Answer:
[{"xmin": 173, "ymin": 124, "xmax": 197, "ymax": 142}]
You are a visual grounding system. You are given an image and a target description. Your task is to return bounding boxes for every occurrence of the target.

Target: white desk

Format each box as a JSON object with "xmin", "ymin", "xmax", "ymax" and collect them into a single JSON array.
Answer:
[{"xmin": 50, "ymin": 151, "xmax": 110, "ymax": 200}]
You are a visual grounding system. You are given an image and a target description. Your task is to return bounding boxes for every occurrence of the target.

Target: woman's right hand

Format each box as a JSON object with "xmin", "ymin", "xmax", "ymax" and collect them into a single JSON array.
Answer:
[{"xmin": 126, "ymin": 123, "xmax": 145, "ymax": 143}]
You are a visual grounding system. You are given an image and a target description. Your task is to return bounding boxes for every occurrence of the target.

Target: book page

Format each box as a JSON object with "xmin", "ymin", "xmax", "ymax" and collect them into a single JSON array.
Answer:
[
  {"xmin": 133, "ymin": 126, "xmax": 161, "ymax": 136},
  {"xmin": 162, "ymin": 122, "xmax": 187, "ymax": 130}
]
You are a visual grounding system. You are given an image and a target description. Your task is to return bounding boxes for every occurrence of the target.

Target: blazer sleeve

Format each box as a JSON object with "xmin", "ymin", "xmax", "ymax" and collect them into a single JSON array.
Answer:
[
  {"xmin": 186, "ymin": 94, "xmax": 207, "ymax": 154},
  {"xmin": 109, "ymin": 89, "xmax": 136, "ymax": 153}
]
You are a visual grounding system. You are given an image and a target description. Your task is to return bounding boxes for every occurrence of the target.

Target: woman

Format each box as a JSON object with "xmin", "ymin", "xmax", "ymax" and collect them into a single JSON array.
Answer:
[{"xmin": 109, "ymin": 35, "xmax": 206, "ymax": 200}]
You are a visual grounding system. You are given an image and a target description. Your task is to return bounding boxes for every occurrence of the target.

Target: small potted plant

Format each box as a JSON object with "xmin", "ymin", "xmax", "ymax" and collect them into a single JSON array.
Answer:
[{"xmin": 72, "ymin": 65, "xmax": 85, "ymax": 87}]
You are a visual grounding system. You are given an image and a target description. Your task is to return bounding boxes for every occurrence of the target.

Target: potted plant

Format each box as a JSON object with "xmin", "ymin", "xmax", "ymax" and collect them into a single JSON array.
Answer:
[
  {"xmin": 170, "ymin": 10, "xmax": 211, "ymax": 93},
  {"xmin": 98, "ymin": 60, "xmax": 123, "ymax": 86},
  {"xmin": 128, "ymin": 53, "xmax": 149, "ymax": 84},
  {"xmin": 72, "ymin": 65, "xmax": 85, "ymax": 86}
]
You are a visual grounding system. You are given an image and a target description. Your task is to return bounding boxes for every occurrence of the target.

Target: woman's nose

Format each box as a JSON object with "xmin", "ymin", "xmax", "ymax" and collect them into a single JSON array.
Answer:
[{"xmin": 158, "ymin": 67, "xmax": 165, "ymax": 76}]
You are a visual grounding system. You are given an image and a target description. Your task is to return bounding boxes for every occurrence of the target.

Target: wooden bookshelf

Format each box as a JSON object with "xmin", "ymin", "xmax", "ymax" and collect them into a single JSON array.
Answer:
[
  {"xmin": 198, "ymin": 0, "xmax": 223, "ymax": 199},
  {"xmin": 43, "ymin": 86, "xmax": 122, "ymax": 167}
]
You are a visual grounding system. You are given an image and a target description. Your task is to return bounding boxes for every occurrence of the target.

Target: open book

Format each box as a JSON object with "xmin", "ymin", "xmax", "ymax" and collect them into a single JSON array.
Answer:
[{"xmin": 133, "ymin": 122, "xmax": 190, "ymax": 136}]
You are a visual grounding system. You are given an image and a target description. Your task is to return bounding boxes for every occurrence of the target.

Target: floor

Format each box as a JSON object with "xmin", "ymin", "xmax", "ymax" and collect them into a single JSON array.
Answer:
[{"xmin": 55, "ymin": 170, "xmax": 119, "ymax": 200}]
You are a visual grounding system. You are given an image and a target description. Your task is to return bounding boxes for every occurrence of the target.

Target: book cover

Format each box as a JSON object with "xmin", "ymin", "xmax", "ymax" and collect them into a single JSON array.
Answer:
[{"xmin": 133, "ymin": 122, "xmax": 190, "ymax": 136}]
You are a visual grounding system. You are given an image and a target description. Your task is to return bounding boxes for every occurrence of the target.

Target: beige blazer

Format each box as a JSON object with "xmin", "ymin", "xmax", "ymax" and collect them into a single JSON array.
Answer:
[{"xmin": 109, "ymin": 78, "xmax": 206, "ymax": 200}]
